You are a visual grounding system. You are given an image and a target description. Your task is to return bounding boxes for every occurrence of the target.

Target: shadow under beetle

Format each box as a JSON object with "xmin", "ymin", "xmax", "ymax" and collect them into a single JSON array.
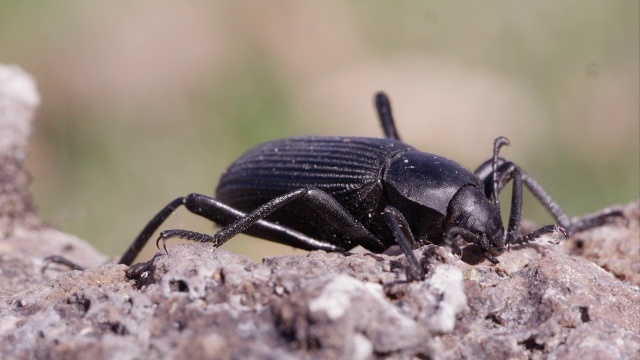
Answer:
[{"xmin": 48, "ymin": 92, "xmax": 622, "ymax": 280}]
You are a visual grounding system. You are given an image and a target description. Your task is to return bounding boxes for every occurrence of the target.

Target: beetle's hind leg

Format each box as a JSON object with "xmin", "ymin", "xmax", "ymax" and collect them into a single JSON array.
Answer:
[
  {"xmin": 374, "ymin": 92, "xmax": 401, "ymax": 140},
  {"xmin": 124, "ymin": 193, "xmax": 352, "ymax": 265},
  {"xmin": 197, "ymin": 188, "xmax": 385, "ymax": 252},
  {"xmin": 44, "ymin": 197, "xmax": 188, "ymax": 270}
]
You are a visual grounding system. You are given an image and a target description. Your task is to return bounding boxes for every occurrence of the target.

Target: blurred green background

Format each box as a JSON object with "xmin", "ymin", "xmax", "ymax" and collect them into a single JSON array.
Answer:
[{"xmin": 0, "ymin": 1, "xmax": 638, "ymax": 263}]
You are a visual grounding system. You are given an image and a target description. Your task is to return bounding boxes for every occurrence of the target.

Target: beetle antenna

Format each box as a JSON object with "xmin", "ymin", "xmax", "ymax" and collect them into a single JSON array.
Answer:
[{"xmin": 491, "ymin": 136, "xmax": 510, "ymax": 205}]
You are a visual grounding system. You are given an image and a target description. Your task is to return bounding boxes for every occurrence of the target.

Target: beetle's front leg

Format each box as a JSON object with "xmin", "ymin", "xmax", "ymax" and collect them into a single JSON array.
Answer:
[
  {"xmin": 489, "ymin": 161, "xmax": 560, "ymax": 245},
  {"xmin": 477, "ymin": 157, "xmax": 623, "ymax": 238},
  {"xmin": 518, "ymin": 172, "xmax": 624, "ymax": 234},
  {"xmin": 475, "ymin": 137, "xmax": 624, "ymax": 239}
]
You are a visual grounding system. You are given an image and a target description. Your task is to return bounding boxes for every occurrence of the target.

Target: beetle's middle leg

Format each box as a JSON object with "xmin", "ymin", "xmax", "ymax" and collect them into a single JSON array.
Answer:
[{"xmin": 487, "ymin": 161, "xmax": 561, "ymax": 245}]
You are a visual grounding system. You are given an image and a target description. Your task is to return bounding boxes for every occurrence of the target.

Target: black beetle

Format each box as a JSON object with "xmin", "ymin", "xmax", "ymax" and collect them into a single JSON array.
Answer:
[
  {"xmin": 118, "ymin": 91, "xmax": 623, "ymax": 280},
  {"xmin": 47, "ymin": 92, "xmax": 621, "ymax": 280}
]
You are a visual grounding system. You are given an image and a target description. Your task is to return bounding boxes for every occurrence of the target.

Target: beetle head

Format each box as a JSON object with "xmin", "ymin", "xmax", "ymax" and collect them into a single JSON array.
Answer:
[{"xmin": 447, "ymin": 185, "xmax": 506, "ymax": 260}]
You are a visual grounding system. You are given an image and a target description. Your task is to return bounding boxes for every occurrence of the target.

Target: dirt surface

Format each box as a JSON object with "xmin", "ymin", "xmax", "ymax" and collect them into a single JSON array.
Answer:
[{"xmin": 1, "ymin": 64, "xmax": 638, "ymax": 359}]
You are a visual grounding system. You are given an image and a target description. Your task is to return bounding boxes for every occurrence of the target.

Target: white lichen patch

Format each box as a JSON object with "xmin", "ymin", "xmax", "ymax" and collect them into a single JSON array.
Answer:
[
  {"xmin": 426, "ymin": 265, "xmax": 468, "ymax": 333},
  {"xmin": 308, "ymin": 274, "xmax": 382, "ymax": 320}
]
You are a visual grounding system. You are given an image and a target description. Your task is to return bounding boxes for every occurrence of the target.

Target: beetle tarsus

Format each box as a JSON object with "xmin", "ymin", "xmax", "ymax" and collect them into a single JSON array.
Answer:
[
  {"xmin": 509, "ymin": 224, "xmax": 558, "ymax": 246},
  {"xmin": 121, "ymin": 197, "xmax": 186, "ymax": 265},
  {"xmin": 42, "ymin": 256, "xmax": 86, "ymax": 272},
  {"xmin": 157, "ymin": 229, "xmax": 219, "ymax": 255},
  {"xmin": 383, "ymin": 206, "xmax": 425, "ymax": 281}
]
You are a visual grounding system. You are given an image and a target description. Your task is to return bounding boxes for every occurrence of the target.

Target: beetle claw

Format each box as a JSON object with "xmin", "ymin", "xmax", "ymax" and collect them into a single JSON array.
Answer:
[
  {"xmin": 557, "ymin": 226, "xmax": 569, "ymax": 240},
  {"xmin": 156, "ymin": 233, "xmax": 170, "ymax": 255}
]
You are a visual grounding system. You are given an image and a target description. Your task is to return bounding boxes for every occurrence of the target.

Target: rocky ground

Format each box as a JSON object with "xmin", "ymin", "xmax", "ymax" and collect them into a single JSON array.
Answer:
[{"xmin": 1, "ymin": 64, "xmax": 638, "ymax": 359}]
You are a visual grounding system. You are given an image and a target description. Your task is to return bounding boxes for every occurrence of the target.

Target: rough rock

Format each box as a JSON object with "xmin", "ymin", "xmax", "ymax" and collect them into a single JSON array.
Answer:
[
  {"xmin": 1, "ymin": 64, "xmax": 638, "ymax": 359},
  {"xmin": 565, "ymin": 203, "xmax": 640, "ymax": 286},
  {"xmin": 0, "ymin": 64, "xmax": 108, "ymax": 297}
]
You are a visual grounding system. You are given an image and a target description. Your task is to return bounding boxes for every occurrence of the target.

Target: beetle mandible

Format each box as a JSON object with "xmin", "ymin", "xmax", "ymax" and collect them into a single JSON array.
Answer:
[{"xmin": 91, "ymin": 91, "xmax": 617, "ymax": 281}]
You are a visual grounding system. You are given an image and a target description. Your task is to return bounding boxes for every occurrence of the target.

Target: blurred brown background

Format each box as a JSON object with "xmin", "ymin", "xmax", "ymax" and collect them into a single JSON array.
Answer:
[{"xmin": 0, "ymin": 1, "xmax": 637, "ymax": 262}]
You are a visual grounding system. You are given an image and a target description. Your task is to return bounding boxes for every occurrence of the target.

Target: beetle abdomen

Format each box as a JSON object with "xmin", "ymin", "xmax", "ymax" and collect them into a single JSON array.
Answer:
[
  {"xmin": 216, "ymin": 137, "xmax": 413, "ymax": 244},
  {"xmin": 217, "ymin": 137, "xmax": 413, "ymax": 211}
]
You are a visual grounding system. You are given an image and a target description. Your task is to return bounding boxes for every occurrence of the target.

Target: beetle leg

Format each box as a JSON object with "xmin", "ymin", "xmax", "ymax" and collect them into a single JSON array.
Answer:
[
  {"xmin": 185, "ymin": 194, "xmax": 348, "ymax": 252},
  {"xmin": 209, "ymin": 189, "xmax": 308, "ymax": 245},
  {"xmin": 48, "ymin": 195, "xmax": 183, "ymax": 269},
  {"xmin": 477, "ymin": 159, "xmax": 624, "ymax": 236},
  {"xmin": 492, "ymin": 163, "xmax": 571, "ymax": 247},
  {"xmin": 210, "ymin": 188, "xmax": 385, "ymax": 251},
  {"xmin": 478, "ymin": 160, "xmax": 572, "ymax": 232},
  {"xmin": 156, "ymin": 229, "xmax": 218, "ymax": 255},
  {"xmin": 483, "ymin": 252, "xmax": 500, "ymax": 265},
  {"xmin": 121, "ymin": 193, "xmax": 348, "ymax": 266},
  {"xmin": 120, "ymin": 197, "xmax": 186, "ymax": 265},
  {"xmin": 518, "ymin": 173, "xmax": 624, "ymax": 234},
  {"xmin": 565, "ymin": 209, "xmax": 625, "ymax": 233},
  {"xmin": 374, "ymin": 91, "xmax": 401, "ymax": 140},
  {"xmin": 383, "ymin": 206, "xmax": 425, "ymax": 281},
  {"xmin": 478, "ymin": 161, "xmax": 527, "ymax": 244},
  {"xmin": 517, "ymin": 171, "xmax": 572, "ymax": 228},
  {"xmin": 509, "ymin": 225, "xmax": 567, "ymax": 247},
  {"xmin": 42, "ymin": 255, "xmax": 86, "ymax": 272}
]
